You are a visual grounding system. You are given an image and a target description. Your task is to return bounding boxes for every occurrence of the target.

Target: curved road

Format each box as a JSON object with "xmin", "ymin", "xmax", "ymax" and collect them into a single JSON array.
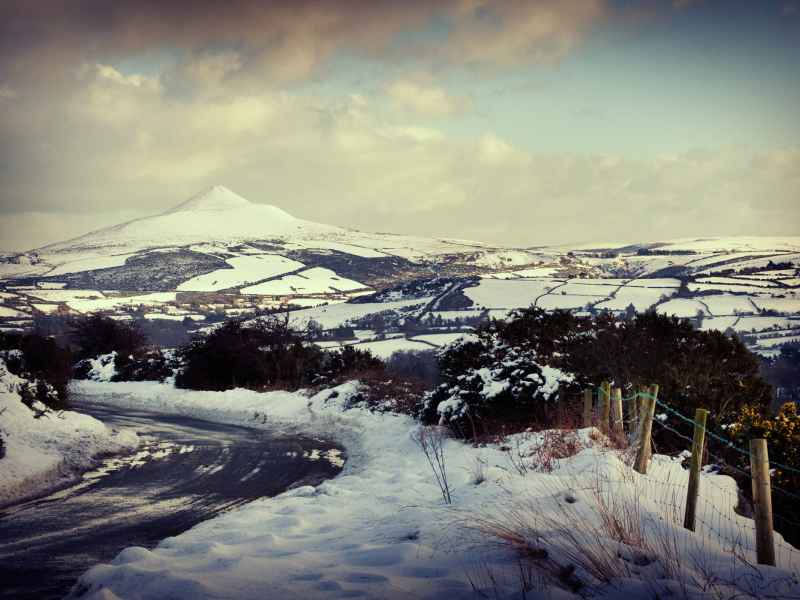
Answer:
[{"xmin": 0, "ymin": 401, "xmax": 345, "ymax": 600}]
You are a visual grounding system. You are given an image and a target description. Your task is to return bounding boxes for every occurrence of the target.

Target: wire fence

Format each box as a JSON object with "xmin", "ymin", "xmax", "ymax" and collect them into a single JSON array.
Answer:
[{"xmin": 589, "ymin": 385, "xmax": 800, "ymax": 575}]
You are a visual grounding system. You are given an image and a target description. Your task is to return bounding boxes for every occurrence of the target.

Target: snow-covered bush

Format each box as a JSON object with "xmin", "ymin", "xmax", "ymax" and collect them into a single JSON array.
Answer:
[
  {"xmin": 75, "ymin": 349, "xmax": 175, "ymax": 383},
  {"xmin": 70, "ymin": 315, "xmax": 176, "ymax": 383},
  {"xmin": 420, "ymin": 309, "xmax": 578, "ymax": 437},
  {"xmin": 0, "ymin": 332, "xmax": 72, "ymax": 411},
  {"xmin": 111, "ymin": 349, "xmax": 174, "ymax": 382}
]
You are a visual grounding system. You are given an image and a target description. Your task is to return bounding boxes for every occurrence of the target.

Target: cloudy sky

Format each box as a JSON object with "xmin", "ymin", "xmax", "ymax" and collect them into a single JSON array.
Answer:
[{"xmin": 1, "ymin": 0, "xmax": 798, "ymax": 251}]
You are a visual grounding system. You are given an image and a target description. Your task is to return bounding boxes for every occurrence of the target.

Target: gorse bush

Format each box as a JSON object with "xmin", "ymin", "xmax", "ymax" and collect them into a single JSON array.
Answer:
[
  {"xmin": 175, "ymin": 314, "xmax": 322, "ymax": 391},
  {"xmin": 730, "ymin": 402, "xmax": 799, "ymax": 487},
  {"xmin": 729, "ymin": 402, "xmax": 800, "ymax": 540}
]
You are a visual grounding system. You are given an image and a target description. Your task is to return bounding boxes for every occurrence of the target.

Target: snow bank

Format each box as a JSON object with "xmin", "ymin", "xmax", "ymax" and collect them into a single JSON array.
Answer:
[
  {"xmin": 65, "ymin": 379, "xmax": 800, "ymax": 600},
  {"xmin": 0, "ymin": 360, "xmax": 139, "ymax": 507}
]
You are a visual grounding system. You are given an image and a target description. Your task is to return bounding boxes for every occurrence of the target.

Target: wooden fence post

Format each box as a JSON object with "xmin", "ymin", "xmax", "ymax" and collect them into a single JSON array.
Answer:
[
  {"xmin": 611, "ymin": 387, "xmax": 624, "ymax": 444},
  {"xmin": 633, "ymin": 384, "xmax": 658, "ymax": 475},
  {"xmin": 683, "ymin": 408, "xmax": 707, "ymax": 532},
  {"xmin": 600, "ymin": 381, "xmax": 610, "ymax": 433},
  {"xmin": 750, "ymin": 439, "xmax": 776, "ymax": 566},
  {"xmin": 557, "ymin": 386, "xmax": 565, "ymax": 424},
  {"xmin": 583, "ymin": 388, "xmax": 592, "ymax": 428},
  {"xmin": 629, "ymin": 386, "xmax": 644, "ymax": 435}
]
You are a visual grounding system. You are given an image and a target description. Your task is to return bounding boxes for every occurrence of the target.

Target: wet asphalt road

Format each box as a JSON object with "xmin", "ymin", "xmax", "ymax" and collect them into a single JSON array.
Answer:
[{"xmin": 0, "ymin": 401, "xmax": 345, "ymax": 600}]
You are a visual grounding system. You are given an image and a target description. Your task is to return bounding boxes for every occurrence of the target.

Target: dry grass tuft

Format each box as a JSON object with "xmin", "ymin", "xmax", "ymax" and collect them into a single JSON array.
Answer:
[
  {"xmin": 305, "ymin": 370, "xmax": 432, "ymax": 415},
  {"xmin": 506, "ymin": 427, "xmax": 613, "ymax": 476}
]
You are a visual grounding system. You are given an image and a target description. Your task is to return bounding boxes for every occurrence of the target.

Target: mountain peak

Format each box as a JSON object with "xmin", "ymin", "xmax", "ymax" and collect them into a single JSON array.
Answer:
[{"xmin": 164, "ymin": 185, "xmax": 254, "ymax": 213}]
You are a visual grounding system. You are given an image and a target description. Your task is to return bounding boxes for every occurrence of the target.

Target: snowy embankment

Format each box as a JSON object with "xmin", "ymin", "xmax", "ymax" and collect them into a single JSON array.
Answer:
[
  {"xmin": 63, "ymin": 379, "xmax": 799, "ymax": 600},
  {"xmin": 0, "ymin": 361, "xmax": 139, "ymax": 507}
]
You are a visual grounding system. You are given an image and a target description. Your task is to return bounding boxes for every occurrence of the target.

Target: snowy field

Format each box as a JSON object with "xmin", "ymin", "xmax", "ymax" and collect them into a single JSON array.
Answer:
[
  {"xmin": 66, "ymin": 292, "xmax": 178, "ymax": 313},
  {"xmin": 316, "ymin": 336, "xmax": 440, "ymax": 358},
  {"xmin": 45, "ymin": 254, "xmax": 139, "ymax": 277},
  {"xmin": 689, "ymin": 283, "xmax": 782, "ymax": 294},
  {"xmin": 290, "ymin": 297, "xmax": 431, "ymax": 329},
  {"xmin": 177, "ymin": 255, "xmax": 306, "ymax": 292},
  {"xmin": 242, "ymin": 267, "xmax": 366, "ymax": 295},
  {"xmin": 464, "ymin": 279, "xmax": 567, "ymax": 309},
  {"xmin": 695, "ymin": 277, "xmax": 781, "ymax": 288},
  {"xmin": 483, "ymin": 266, "xmax": 559, "ymax": 279},
  {"xmin": 693, "ymin": 254, "xmax": 800, "ymax": 274},
  {"xmin": 593, "ymin": 286, "xmax": 671, "ymax": 312},
  {"xmin": 35, "ymin": 379, "xmax": 797, "ymax": 600},
  {"xmin": 23, "ymin": 289, "xmax": 106, "ymax": 302},
  {"xmin": 337, "ymin": 336, "xmax": 439, "ymax": 358}
]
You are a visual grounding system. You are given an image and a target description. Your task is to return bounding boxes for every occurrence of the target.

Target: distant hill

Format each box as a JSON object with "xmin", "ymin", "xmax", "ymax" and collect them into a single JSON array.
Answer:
[{"xmin": 2, "ymin": 185, "xmax": 798, "ymax": 295}]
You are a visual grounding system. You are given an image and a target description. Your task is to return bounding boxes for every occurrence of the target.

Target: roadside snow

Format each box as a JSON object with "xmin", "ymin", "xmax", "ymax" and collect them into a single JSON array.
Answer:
[
  {"xmin": 0, "ymin": 361, "xmax": 139, "ymax": 508},
  {"xmin": 62, "ymin": 379, "xmax": 800, "ymax": 600}
]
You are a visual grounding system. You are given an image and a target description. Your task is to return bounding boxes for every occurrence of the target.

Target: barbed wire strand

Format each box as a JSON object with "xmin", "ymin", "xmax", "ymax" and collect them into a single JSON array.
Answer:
[{"xmin": 594, "ymin": 386, "xmax": 800, "ymax": 476}]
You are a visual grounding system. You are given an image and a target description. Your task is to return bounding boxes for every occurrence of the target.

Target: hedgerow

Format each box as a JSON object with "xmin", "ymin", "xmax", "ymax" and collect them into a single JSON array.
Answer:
[{"xmin": 422, "ymin": 307, "xmax": 774, "ymax": 447}]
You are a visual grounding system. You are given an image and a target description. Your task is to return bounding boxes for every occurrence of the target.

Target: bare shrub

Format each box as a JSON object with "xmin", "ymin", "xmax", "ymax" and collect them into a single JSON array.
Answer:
[
  {"xmin": 385, "ymin": 349, "xmax": 442, "ymax": 386},
  {"xmin": 175, "ymin": 313, "xmax": 321, "ymax": 391},
  {"xmin": 70, "ymin": 315, "xmax": 148, "ymax": 360},
  {"xmin": 413, "ymin": 425, "xmax": 452, "ymax": 504}
]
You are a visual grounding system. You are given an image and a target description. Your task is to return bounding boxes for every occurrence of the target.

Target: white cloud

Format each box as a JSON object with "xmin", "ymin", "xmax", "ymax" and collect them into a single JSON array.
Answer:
[{"xmin": 379, "ymin": 73, "xmax": 477, "ymax": 121}]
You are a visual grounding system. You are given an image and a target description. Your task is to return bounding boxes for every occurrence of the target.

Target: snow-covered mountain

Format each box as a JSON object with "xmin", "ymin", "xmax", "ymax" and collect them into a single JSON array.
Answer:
[
  {"xmin": 0, "ymin": 185, "xmax": 545, "ymax": 292},
  {"xmin": 26, "ymin": 185, "xmax": 508, "ymax": 258}
]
